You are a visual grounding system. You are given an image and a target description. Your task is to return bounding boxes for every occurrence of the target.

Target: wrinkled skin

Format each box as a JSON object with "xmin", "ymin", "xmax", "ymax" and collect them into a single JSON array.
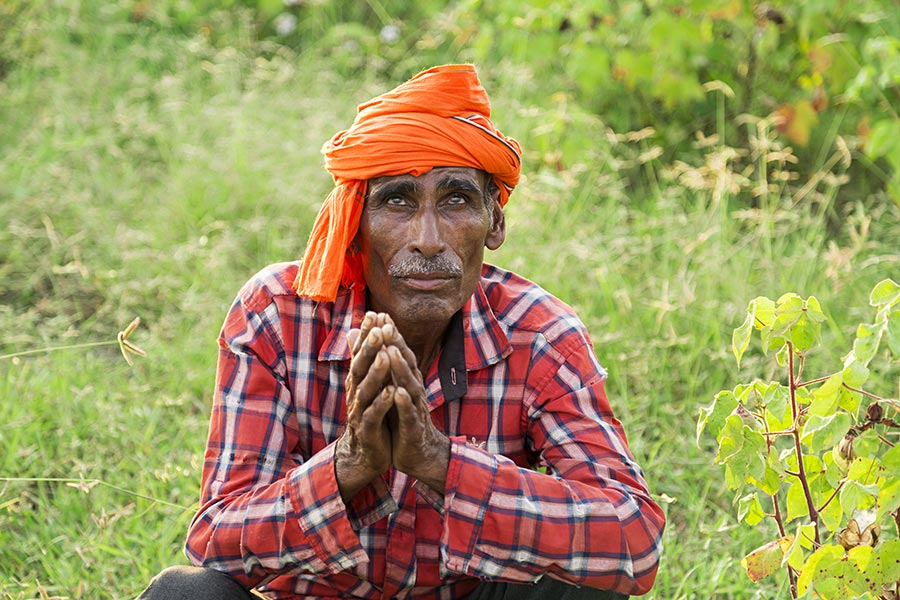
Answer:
[{"xmin": 334, "ymin": 167, "xmax": 505, "ymax": 502}]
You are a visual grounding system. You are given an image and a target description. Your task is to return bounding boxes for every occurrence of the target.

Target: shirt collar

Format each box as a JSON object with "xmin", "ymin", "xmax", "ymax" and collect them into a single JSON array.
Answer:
[{"xmin": 318, "ymin": 277, "xmax": 512, "ymax": 378}]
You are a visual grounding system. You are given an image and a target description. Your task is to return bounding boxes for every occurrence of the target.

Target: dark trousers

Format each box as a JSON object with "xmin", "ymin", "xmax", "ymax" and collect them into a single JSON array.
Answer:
[{"xmin": 137, "ymin": 565, "xmax": 629, "ymax": 599}]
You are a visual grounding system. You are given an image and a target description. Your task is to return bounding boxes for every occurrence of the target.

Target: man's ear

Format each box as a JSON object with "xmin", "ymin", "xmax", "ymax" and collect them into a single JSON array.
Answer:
[{"xmin": 485, "ymin": 200, "xmax": 506, "ymax": 251}]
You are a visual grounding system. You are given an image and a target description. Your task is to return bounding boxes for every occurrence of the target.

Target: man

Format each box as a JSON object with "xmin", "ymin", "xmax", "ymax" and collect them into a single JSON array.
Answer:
[{"xmin": 139, "ymin": 64, "xmax": 664, "ymax": 599}]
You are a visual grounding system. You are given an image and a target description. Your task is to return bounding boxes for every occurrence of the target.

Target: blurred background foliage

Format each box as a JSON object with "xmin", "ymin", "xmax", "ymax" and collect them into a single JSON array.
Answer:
[
  {"xmin": 125, "ymin": 0, "xmax": 900, "ymax": 202},
  {"xmin": 1, "ymin": 1, "xmax": 899, "ymax": 598}
]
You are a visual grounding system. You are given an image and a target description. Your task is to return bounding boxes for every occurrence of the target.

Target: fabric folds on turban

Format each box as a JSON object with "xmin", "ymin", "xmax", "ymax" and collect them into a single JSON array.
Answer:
[{"xmin": 293, "ymin": 64, "xmax": 522, "ymax": 302}]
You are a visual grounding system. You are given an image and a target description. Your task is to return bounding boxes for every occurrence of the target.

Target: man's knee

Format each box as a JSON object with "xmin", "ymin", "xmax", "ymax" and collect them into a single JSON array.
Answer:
[
  {"xmin": 137, "ymin": 565, "xmax": 253, "ymax": 600},
  {"xmin": 467, "ymin": 576, "xmax": 628, "ymax": 600}
]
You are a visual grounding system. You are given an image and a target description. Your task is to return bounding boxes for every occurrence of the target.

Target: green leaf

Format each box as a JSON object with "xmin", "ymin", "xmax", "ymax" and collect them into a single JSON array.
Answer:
[
  {"xmin": 749, "ymin": 450, "xmax": 783, "ymax": 496},
  {"xmin": 790, "ymin": 312, "xmax": 819, "ymax": 352},
  {"xmin": 873, "ymin": 539, "xmax": 900, "ymax": 582},
  {"xmin": 841, "ymin": 354, "xmax": 870, "ymax": 388},
  {"xmin": 801, "ymin": 412, "xmax": 852, "ymax": 453},
  {"xmin": 818, "ymin": 493, "xmax": 843, "ymax": 532},
  {"xmin": 732, "ymin": 310, "xmax": 753, "ymax": 368},
  {"xmin": 774, "ymin": 343, "xmax": 790, "ymax": 367},
  {"xmin": 824, "ymin": 449, "xmax": 845, "ymax": 488},
  {"xmin": 716, "ymin": 413, "xmax": 766, "ymax": 490},
  {"xmin": 777, "ymin": 292, "xmax": 803, "ymax": 313},
  {"xmin": 852, "ymin": 429, "xmax": 881, "ymax": 460},
  {"xmin": 882, "ymin": 443, "xmax": 900, "ymax": 470},
  {"xmin": 869, "ymin": 278, "xmax": 900, "ymax": 308},
  {"xmin": 838, "ymin": 385, "xmax": 861, "ymax": 414},
  {"xmin": 737, "ymin": 492, "xmax": 766, "ymax": 526},
  {"xmin": 741, "ymin": 536, "xmax": 793, "ymax": 583},
  {"xmin": 762, "ymin": 383, "xmax": 791, "ymax": 431},
  {"xmin": 851, "ymin": 322, "xmax": 884, "ymax": 366},
  {"xmin": 697, "ymin": 390, "xmax": 738, "ymax": 443},
  {"xmin": 847, "ymin": 457, "xmax": 882, "ymax": 485},
  {"xmin": 805, "ymin": 296, "xmax": 827, "ymax": 323},
  {"xmin": 877, "ymin": 478, "xmax": 900, "ymax": 521},
  {"xmin": 809, "ymin": 374, "xmax": 842, "ymax": 417},
  {"xmin": 786, "ymin": 479, "xmax": 809, "ymax": 522},
  {"xmin": 797, "ymin": 543, "xmax": 844, "ymax": 597},
  {"xmin": 839, "ymin": 479, "xmax": 878, "ymax": 516},
  {"xmin": 751, "ymin": 296, "xmax": 775, "ymax": 329},
  {"xmin": 886, "ymin": 309, "xmax": 900, "ymax": 357},
  {"xmin": 783, "ymin": 521, "xmax": 816, "ymax": 571},
  {"xmin": 845, "ymin": 545, "xmax": 874, "ymax": 595}
]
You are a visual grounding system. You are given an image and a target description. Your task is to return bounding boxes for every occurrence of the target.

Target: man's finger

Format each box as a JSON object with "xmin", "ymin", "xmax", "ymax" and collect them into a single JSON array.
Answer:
[
  {"xmin": 354, "ymin": 348, "xmax": 392, "ymax": 410},
  {"xmin": 351, "ymin": 311, "xmax": 377, "ymax": 356},
  {"xmin": 386, "ymin": 345, "xmax": 427, "ymax": 400},
  {"xmin": 381, "ymin": 326, "xmax": 420, "ymax": 375},
  {"xmin": 360, "ymin": 385, "xmax": 395, "ymax": 431},
  {"xmin": 350, "ymin": 326, "xmax": 385, "ymax": 381},
  {"xmin": 347, "ymin": 329, "xmax": 360, "ymax": 356},
  {"xmin": 392, "ymin": 386, "xmax": 425, "ymax": 431}
]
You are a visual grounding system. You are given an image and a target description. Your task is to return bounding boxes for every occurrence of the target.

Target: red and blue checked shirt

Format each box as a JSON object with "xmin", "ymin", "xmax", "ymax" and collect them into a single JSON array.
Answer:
[{"xmin": 185, "ymin": 261, "xmax": 665, "ymax": 599}]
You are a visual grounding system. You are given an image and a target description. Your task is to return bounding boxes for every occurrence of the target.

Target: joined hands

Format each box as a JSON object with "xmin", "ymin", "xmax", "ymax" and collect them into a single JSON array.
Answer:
[{"xmin": 335, "ymin": 312, "xmax": 451, "ymax": 503}]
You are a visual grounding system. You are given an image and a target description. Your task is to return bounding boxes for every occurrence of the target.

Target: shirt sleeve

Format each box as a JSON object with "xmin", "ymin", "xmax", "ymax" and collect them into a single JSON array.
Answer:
[
  {"xmin": 439, "ymin": 337, "xmax": 665, "ymax": 595},
  {"xmin": 183, "ymin": 288, "xmax": 396, "ymax": 588}
]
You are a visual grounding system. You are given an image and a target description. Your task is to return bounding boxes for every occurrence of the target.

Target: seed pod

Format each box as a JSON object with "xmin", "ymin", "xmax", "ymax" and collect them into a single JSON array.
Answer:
[
  {"xmin": 838, "ymin": 519, "xmax": 860, "ymax": 550},
  {"xmin": 865, "ymin": 402, "xmax": 883, "ymax": 423},
  {"xmin": 838, "ymin": 433, "xmax": 856, "ymax": 462}
]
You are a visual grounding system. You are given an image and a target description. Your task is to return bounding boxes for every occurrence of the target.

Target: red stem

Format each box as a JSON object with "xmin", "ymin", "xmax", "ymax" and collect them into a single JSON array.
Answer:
[
  {"xmin": 788, "ymin": 343, "xmax": 820, "ymax": 545},
  {"xmin": 796, "ymin": 374, "xmax": 833, "ymax": 388}
]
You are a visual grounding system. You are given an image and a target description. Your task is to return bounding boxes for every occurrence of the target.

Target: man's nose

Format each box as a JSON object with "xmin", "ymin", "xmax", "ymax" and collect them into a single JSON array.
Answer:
[{"xmin": 409, "ymin": 208, "xmax": 446, "ymax": 257}]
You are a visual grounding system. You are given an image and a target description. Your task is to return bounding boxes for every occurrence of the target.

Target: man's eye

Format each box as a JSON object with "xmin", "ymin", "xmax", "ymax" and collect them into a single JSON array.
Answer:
[
  {"xmin": 446, "ymin": 193, "xmax": 468, "ymax": 206},
  {"xmin": 385, "ymin": 196, "xmax": 407, "ymax": 207}
]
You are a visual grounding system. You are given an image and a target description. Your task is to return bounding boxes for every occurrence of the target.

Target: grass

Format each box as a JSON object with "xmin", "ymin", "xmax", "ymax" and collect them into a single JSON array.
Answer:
[{"xmin": 2, "ymin": 3, "xmax": 899, "ymax": 599}]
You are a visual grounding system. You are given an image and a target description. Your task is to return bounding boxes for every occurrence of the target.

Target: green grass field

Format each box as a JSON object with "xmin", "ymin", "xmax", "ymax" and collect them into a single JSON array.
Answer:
[{"xmin": 2, "ymin": 4, "xmax": 899, "ymax": 599}]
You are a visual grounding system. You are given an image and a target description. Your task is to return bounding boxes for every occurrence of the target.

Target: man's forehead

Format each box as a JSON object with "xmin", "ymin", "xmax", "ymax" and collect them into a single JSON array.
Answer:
[{"xmin": 367, "ymin": 167, "xmax": 487, "ymax": 190}]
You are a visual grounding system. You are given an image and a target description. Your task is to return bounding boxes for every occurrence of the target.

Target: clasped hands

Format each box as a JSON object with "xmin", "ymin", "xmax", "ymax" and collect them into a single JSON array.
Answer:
[{"xmin": 335, "ymin": 312, "xmax": 451, "ymax": 503}]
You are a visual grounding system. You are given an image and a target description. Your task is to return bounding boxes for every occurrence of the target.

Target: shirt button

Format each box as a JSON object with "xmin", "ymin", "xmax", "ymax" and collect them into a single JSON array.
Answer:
[
  {"xmin": 515, "ymin": 550, "xmax": 529, "ymax": 563},
  {"xmin": 574, "ymin": 504, "xmax": 586, "ymax": 516}
]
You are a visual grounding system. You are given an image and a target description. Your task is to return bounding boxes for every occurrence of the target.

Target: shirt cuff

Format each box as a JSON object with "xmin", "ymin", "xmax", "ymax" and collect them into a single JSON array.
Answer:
[
  {"xmin": 412, "ymin": 479, "xmax": 445, "ymax": 514},
  {"xmin": 287, "ymin": 441, "xmax": 369, "ymax": 573},
  {"xmin": 440, "ymin": 436, "xmax": 497, "ymax": 576},
  {"xmin": 347, "ymin": 473, "xmax": 399, "ymax": 530}
]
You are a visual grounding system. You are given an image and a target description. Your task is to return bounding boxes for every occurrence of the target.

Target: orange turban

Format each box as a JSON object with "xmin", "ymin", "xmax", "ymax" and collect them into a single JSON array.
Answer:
[{"xmin": 293, "ymin": 64, "xmax": 522, "ymax": 302}]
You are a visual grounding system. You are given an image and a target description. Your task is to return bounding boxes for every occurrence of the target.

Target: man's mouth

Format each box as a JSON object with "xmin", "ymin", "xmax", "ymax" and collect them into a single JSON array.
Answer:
[{"xmin": 396, "ymin": 273, "xmax": 458, "ymax": 290}]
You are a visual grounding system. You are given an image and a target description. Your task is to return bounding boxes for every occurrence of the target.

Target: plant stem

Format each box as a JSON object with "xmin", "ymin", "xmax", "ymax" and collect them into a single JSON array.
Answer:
[
  {"xmin": 0, "ymin": 340, "xmax": 118, "ymax": 361},
  {"xmin": 842, "ymin": 383, "xmax": 889, "ymax": 402},
  {"xmin": 0, "ymin": 477, "xmax": 192, "ymax": 511},
  {"xmin": 775, "ymin": 486, "xmax": 798, "ymax": 598},
  {"xmin": 788, "ymin": 343, "xmax": 820, "ymax": 545},
  {"xmin": 796, "ymin": 373, "xmax": 835, "ymax": 388},
  {"xmin": 817, "ymin": 480, "xmax": 845, "ymax": 513},
  {"xmin": 773, "ymin": 492, "xmax": 786, "ymax": 537}
]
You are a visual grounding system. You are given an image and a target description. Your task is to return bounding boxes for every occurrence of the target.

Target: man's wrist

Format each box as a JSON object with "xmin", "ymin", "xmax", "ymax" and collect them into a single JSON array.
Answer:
[
  {"xmin": 334, "ymin": 438, "xmax": 379, "ymax": 504},
  {"xmin": 409, "ymin": 434, "xmax": 451, "ymax": 494}
]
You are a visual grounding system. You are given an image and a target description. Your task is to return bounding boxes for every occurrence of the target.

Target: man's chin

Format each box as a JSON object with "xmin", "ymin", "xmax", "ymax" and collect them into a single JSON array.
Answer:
[{"xmin": 390, "ymin": 291, "xmax": 460, "ymax": 326}]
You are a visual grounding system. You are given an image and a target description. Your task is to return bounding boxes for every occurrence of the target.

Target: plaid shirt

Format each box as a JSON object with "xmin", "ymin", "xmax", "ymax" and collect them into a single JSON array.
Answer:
[{"xmin": 185, "ymin": 262, "xmax": 664, "ymax": 599}]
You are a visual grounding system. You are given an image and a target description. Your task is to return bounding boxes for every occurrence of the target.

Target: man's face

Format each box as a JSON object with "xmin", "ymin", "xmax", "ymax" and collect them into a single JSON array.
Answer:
[{"xmin": 356, "ymin": 167, "xmax": 505, "ymax": 328}]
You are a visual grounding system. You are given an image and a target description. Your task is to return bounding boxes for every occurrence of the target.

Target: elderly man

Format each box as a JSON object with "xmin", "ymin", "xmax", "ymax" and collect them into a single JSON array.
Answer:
[{"xmin": 138, "ymin": 64, "xmax": 664, "ymax": 600}]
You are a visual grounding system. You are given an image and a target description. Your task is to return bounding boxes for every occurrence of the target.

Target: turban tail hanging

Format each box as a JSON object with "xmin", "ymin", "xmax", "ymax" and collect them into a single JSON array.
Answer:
[{"xmin": 293, "ymin": 64, "xmax": 522, "ymax": 302}]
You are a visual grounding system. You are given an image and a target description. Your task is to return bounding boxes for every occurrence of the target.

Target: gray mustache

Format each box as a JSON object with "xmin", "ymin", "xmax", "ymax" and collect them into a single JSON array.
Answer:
[{"xmin": 389, "ymin": 256, "xmax": 462, "ymax": 278}]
